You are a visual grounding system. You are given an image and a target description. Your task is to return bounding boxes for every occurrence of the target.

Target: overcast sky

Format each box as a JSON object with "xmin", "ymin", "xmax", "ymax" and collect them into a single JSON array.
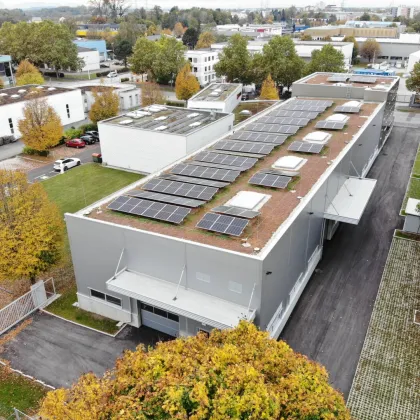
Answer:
[{"xmin": 3, "ymin": 1, "xmax": 413, "ymax": 10}]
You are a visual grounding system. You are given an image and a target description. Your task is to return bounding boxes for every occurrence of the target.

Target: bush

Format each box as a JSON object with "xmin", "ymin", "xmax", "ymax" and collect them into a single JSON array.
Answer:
[
  {"xmin": 120, "ymin": 77, "xmax": 129, "ymax": 82},
  {"xmin": 0, "ymin": 135, "xmax": 16, "ymax": 146},
  {"xmin": 117, "ymin": 67, "xmax": 129, "ymax": 74},
  {"xmin": 42, "ymin": 71, "xmax": 65, "ymax": 78},
  {"xmin": 64, "ymin": 127, "xmax": 83, "ymax": 139},
  {"xmin": 79, "ymin": 123, "xmax": 98, "ymax": 132},
  {"xmin": 22, "ymin": 146, "xmax": 49, "ymax": 156},
  {"xmin": 95, "ymin": 71, "xmax": 110, "ymax": 77},
  {"xmin": 165, "ymin": 100, "xmax": 185, "ymax": 107}
]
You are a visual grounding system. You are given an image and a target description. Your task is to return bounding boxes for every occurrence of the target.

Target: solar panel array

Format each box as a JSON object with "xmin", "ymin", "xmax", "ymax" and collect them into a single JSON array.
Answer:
[
  {"xmin": 315, "ymin": 120, "xmax": 346, "ymax": 130},
  {"xmin": 230, "ymin": 131, "xmax": 288, "ymax": 145},
  {"xmin": 349, "ymin": 76, "xmax": 377, "ymax": 84},
  {"xmin": 107, "ymin": 195, "xmax": 191, "ymax": 224},
  {"xmin": 212, "ymin": 205, "xmax": 260, "ymax": 219},
  {"xmin": 171, "ymin": 163, "xmax": 240, "ymax": 182},
  {"xmin": 196, "ymin": 213, "xmax": 249, "ymax": 236},
  {"xmin": 194, "ymin": 151, "xmax": 257, "ymax": 170},
  {"xmin": 143, "ymin": 178, "xmax": 218, "ymax": 200},
  {"xmin": 258, "ymin": 116, "xmax": 310, "ymax": 126},
  {"xmin": 334, "ymin": 105, "xmax": 361, "ymax": 114},
  {"xmin": 288, "ymin": 141, "xmax": 324, "ymax": 154},
  {"xmin": 162, "ymin": 174, "xmax": 229, "ymax": 188},
  {"xmin": 128, "ymin": 190, "xmax": 205, "ymax": 208},
  {"xmin": 281, "ymin": 99, "xmax": 333, "ymax": 113},
  {"xmin": 268, "ymin": 109, "xmax": 320, "ymax": 119},
  {"xmin": 246, "ymin": 123, "xmax": 300, "ymax": 135},
  {"xmin": 327, "ymin": 75, "xmax": 349, "ymax": 83},
  {"xmin": 249, "ymin": 172, "xmax": 292, "ymax": 189},
  {"xmin": 189, "ymin": 160, "xmax": 249, "ymax": 172},
  {"xmin": 215, "ymin": 141, "xmax": 275, "ymax": 155}
]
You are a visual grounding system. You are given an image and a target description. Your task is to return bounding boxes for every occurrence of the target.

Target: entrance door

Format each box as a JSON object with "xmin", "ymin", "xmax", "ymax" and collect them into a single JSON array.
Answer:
[{"xmin": 139, "ymin": 302, "xmax": 180, "ymax": 337}]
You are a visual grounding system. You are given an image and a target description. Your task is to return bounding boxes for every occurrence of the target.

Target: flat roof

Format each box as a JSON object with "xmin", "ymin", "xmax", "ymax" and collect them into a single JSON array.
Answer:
[
  {"xmin": 0, "ymin": 85, "xmax": 74, "ymax": 107},
  {"xmin": 189, "ymin": 83, "xmax": 242, "ymax": 102},
  {"xmin": 300, "ymin": 73, "xmax": 398, "ymax": 89},
  {"xmin": 101, "ymin": 105, "xmax": 229, "ymax": 136},
  {"xmin": 89, "ymin": 97, "xmax": 380, "ymax": 254}
]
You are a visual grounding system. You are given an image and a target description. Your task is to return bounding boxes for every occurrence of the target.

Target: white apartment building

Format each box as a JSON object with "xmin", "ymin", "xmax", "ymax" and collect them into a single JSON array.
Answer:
[
  {"xmin": 186, "ymin": 50, "xmax": 219, "ymax": 86},
  {"xmin": 0, "ymin": 85, "xmax": 85, "ymax": 139}
]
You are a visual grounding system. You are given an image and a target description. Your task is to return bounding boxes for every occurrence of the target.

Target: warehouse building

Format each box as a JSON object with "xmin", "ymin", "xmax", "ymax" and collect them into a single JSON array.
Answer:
[
  {"xmin": 98, "ymin": 105, "xmax": 234, "ymax": 174},
  {"xmin": 66, "ymin": 73, "xmax": 398, "ymax": 338}
]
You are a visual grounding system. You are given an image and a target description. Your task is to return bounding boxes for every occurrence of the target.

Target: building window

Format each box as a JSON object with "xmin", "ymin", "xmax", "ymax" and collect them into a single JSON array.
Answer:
[
  {"xmin": 8, "ymin": 118, "xmax": 14, "ymax": 134},
  {"xmin": 141, "ymin": 303, "xmax": 179, "ymax": 322},
  {"xmin": 204, "ymin": 57, "xmax": 207, "ymax": 62},
  {"xmin": 135, "ymin": 93, "xmax": 139, "ymax": 104},
  {"xmin": 189, "ymin": 57, "xmax": 192, "ymax": 62},
  {"xmin": 66, "ymin": 104, "xmax": 70, "ymax": 118},
  {"xmin": 205, "ymin": 75, "xmax": 207, "ymax": 81},
  {"xmin": 90, "ymin": 289, "xmax": 121, "ymax": 307},
  {"xmin": 120, "ymin": 97, "xmax": 124, "ymax": 109},
  {"xmin": 129, "ymin": 95, "xmax": 132, "ymax": 108},
  {"xmin": 228, "ymin": 280, "xmax": 242, "ymax": 294},
  {"xmin": 193, "ymin": 67, "xmax": 198, "ymax": 72}
]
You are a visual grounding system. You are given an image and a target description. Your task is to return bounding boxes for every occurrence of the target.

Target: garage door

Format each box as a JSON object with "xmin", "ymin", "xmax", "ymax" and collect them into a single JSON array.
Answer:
[{"xmin": 139, "ymin": 303, "xmax": 179, "ymax": 337}]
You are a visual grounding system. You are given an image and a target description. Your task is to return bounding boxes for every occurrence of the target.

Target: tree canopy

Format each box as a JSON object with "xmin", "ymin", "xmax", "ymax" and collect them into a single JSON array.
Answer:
[
  {"xmin": 305, "ymin": 44, "xmax": 346, "ymax": 74},
  {"xmin": 260, "ymin": 74, "xmax": 279, "ymax": 100},
  {"xmin": 175, "ymin": 63, "xmax": 200, "ymax": 100},
  {"xmin": 173, "ymin": 22, "xmax": 185, "ymax": 37},
  {"xmin": 88, "ymin": 87, "xmax": 120, "ymax": 124},
  {"xmin": 182, "ymin": 27, "xmax": 199, "ymax": 49},
  {"xmin": 40, "ymin": 322, "xmax": 350, "ymax": 419},
  {"xmin": 141, "ymin": 82, "xmax": 165, "ymax": 106},
  {"xmin": 406, "ymin": 62, "xmax": 420, "ymax": 94},
  {"xmin": 0, "ymin": 170, "xmax": 64, "ymax": 285},
  {"xmin": 113, "ymin": 38, "xmax": 133, "ymax": 67},
  {"xmin": 18, "ymin": 94, "xmax": 63, "ymax": 151},
  {"xmin": 196, "ymin": 31, "xmax": 216, "ymax": 49},
  {"xmin": 360, "ymin": 39, "xmax": 381, "ymax": 62},
  {"xmin": 343, "ymin": 36, "xmax": 359, "ymax": 64},
  {"xmin": 15, "ymin": 60, "xmax": 45, "ymax": 86}
]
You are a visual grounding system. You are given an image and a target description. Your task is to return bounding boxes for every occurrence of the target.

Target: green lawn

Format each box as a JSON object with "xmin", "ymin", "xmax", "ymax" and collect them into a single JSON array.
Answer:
[
  {"xmin": 42, "ymin": 163, "xmax": 143, "ymax": 215},
  {"xmin": 0, "ymin": 366, "xmax": 47, "ymax": 417},
  {"xmin": 401, "ymin": 147, "xmax": 420, "ymax": 213},
  {"xmin": 46, "ymin": 287, "xmax": 119, "ymax": 334}
]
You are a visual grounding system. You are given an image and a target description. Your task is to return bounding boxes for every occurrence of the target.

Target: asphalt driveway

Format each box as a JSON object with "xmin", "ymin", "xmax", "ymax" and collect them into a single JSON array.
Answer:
[
  {"xmin": 280, "ymin": 126, "xmax": 420, "ymax": 398},
  {"xmin": 0, "ymin": 312, "xmax": 171, "ymax": 388}
]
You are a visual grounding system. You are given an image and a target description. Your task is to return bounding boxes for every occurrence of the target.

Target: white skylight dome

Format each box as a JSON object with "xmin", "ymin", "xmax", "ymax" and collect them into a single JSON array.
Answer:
[
  {"xmin": 344, "ymin": 100, "xmax": 362, "ymax": 108},
  {"xmin": 119, "ymin": 119, "xmax": 133, "ymax": 125},
  {"xmin": 303, "ymin": 131, "xmax": 332, "ymax": 145},
  {"xmin": 154, "ymin": 125, "xmax": 167, "ymax": 131},
  {"xmin": 18, "ymin": 89, "xmax": 26, "ymax": 93},
  {"xmin": 226, "ymin": 191, "xmax": 271, "ymax": 210},
  {"xmin": 326, "ymin": 114, "xmax": 349, "ymax": 123},
  {"xmin": 10, "ymin": 94, "xmax": 20, "ymax": 98},
  {"xmin": 272, "ymin": 156, "xmax": 307, "ymax": 176},
  {"xmin": 154, "ymin": 116, "xmax": 168, "ymax": 121}
]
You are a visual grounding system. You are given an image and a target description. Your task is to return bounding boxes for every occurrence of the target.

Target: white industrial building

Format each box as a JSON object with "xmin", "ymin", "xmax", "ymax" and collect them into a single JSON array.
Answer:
[
  {"xmin": 187, "ymin": 83, "xmax": 242, "ymax": 114},
  {"xmin": 77, "ymin": 46, "xmax": 100, "ymax": 72},
  {"xmin": 0, "ymin": 85, "xmax": 85, "ymax": 139},
  {"xmin": 66, "ymin": 72, "xmax": 398, "ymax": 338},
  {"xmin": 98, "ymin": 105, "xmax": 234, "ymax": 174},
  {"xmin": 407, "ymin": 50, "xmax": 420, "ymax": 73},
  {"xmin": 185, "ymin": 50, "xmax": 219, "ymax": 86}
]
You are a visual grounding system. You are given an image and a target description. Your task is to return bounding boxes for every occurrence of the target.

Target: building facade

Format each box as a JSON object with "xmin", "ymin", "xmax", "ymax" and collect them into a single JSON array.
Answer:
[
  {"xmin": 77, "ymin": 47, "xmax": 101, "ymax": 72},
  {"xmin": 185, "ymin": 50, "xmax": 219, "ymax": 86},
  {"xmin": 73, "ymin": 39, "xmax": 108, "ymax": 62},
  {"xmin": 0, "ymin": 55, "xmax": 14, "ymax": 87}
]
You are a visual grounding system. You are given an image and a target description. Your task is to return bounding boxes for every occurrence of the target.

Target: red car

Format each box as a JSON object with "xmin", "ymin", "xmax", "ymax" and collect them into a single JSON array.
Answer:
[{"xmin": 65, "ymin": 138, "xmax": 86, "ymax": 149}]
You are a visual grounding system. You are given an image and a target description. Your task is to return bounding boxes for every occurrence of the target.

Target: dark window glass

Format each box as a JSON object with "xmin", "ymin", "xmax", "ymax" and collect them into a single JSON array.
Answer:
[
  {"xmin": 154, "ymin": 307, "xmax": 167, "ymax": 318},
  {"xmin": 167, "ymin": 312, "xmax": 179, "ymax": 322},
  {"xmin": 141, "ymin": 303, "xmax": 153, "ymax": 312},
  {"xmin": 106, "ymin": 295, "xmax": 121, "ymax": 306},
  {"xmin": 91, "ymin": 289, "xmax": 105, "ymax": 300}
]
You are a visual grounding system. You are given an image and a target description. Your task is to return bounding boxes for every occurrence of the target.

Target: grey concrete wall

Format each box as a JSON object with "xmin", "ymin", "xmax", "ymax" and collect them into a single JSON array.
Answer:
[{"xmin": 403, "ymin": 215, "xmax": 420, "ymax": 234}]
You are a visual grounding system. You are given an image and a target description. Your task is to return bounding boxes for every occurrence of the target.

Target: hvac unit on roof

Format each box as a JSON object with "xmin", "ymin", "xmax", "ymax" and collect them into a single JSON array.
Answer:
[{"xmin": 119, "ymin": 119, "xmax": 134, "ymax": 125}]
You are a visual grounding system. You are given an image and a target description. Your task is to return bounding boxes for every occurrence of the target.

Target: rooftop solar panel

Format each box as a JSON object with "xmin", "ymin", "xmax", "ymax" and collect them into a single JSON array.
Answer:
[
  {"xmin": 196, "ymin": 213, "xmax": 249, "ymax": 236},
  {"xmin": 287, "ymin": 141, "xmax": 324, "ymax": 154},
  {"xmin": 194, "ymin": 151, "xmax": 258, "ymax": 170},
  {"xmin": 258, "ymin": 116, "xmax": 310, "ymax": 126},
  {"xmin": 246, "ymin": 123, "xmax": 300, "ymax": 135},
  {"xmin": 215, "ymin": 141, "xmax": 275, "ymax": 155},
  {"xmin": 189, "ymin": 160, "xmax": 249, "ymax": 172},
  {"xmin": 171, "ymin": 163, "xmax": 240, "ymax": 182},
  {"xmin": 230, "ymin": 131, "xmax": 288, "ymax": 145},
  {"xmin": 143, "ymin": 178, "xmax": 218, "ymax": 201},
  {"xmin": 162, "ymin": 174, "xmax": 229, "ymax": 188},
  {"xmin": 349, "ymin": 76, "xmax": 377, "ymax": 84},
  {"xmin": 249, "ymin": 172, "xmax": 292, "ymax": 189},
  {"xmin": 107, "ymin": 195, "xmax": 191, "ymax": 224},
  {"xmin": 268, "ymin": 110, "xmax": 319, "ymax": 119},
  {"xmin": 282, "ymin": 104, "xmax": 328, "ymax": 112},
  {"xmin": 315, "ymin": 120, "xmax": 346, "ymax": 130},
  {"xmin": 127, "ymin": 190, "xmax": 205, "ymax": 207},
  {"xmin": 212, "ymin": 205, "xmax": 260, "ymax": 219},
  {"xmin": 334, "ymin": 105, "xmax": 361, "ymax": 113},
  {"xmin": 327, "ymin": 75, "xmax": 349, "ymax": 83}
]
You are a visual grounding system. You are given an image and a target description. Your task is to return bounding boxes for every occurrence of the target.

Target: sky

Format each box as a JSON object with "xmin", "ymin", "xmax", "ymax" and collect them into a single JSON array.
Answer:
[{"xmin": 2, "ymin": 0, "xmax": 408, "ymax": 10}]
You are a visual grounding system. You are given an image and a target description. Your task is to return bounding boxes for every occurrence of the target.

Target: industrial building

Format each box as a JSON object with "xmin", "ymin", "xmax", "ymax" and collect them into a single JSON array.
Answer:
[
  {"xmin": 304, "ymin": 25, "xmax": 399, "ymax": 39},
  {"xmin": 0, "ymin": 55, "xmax": 14, "ymax": 87},
  {"xmin": 73, "ymin": 39, "xmax": 108, "ymax": 62},
  {"xmin": 66, "ymin": 72, "xmax": 398, "ymax": 339},
  {"xmin": 76, "ymin": 46, "xmax": 100, "ymax": 72},
  {"xmin": 98, "ymin": 105, "xmax": 234, "ymax": 174},
  {"xmin": 0, "ymin": 85, "xmax": 85, "ymax": 139},
  {"xmin": 187, "ymin": 83, "xmax": 242, "ymax": 114}
]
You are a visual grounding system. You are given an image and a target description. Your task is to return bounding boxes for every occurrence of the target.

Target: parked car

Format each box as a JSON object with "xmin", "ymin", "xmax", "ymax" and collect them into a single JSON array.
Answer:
[
  {"xmin": 80, "ymin": 134, "xmax": 96, "ymax": 145},
  {"xmin": 100, "ymin": 63, "xmax": 110, "ymax": 68},
  {"xmin": 53, "ymin": 158, "xmax": 81, "ymax": 172},
  {"xmin": 114, "ymin": 61, "xmax": 122, "ymax": 65},
  {"xmin": 65, "ymin": 138, "xmax": 86, "ymax": 148},
  {"xmin": 107, "ymin": 71, "xmax": 118, "ymax": 78},
  {"xmin": 85, "ymin": 131, "xmax": 100, "ymax": 142}
]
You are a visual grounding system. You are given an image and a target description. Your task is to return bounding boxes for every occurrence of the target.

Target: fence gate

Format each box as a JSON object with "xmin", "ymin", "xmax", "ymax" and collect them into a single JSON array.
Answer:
[{"xmin": 0, "ymin": 278, "xmax": 56, "ymax": 336}]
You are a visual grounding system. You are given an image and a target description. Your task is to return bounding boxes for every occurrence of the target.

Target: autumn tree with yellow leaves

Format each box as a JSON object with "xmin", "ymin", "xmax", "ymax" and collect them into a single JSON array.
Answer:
[
  {"xmin": 260, "ymin": 74, "xmax": 279, "ymax": 100},
  {"xmin": 15, "ymin": 59, "xmax": 44, "ymax": 86},
  {"xmin": 40, "ymin": 322, "xmax": 350, "ymax": 419},
  {"xmin": 141, "ymin": 81, "xmax": 165, "ymax": 106},
  {"xmin": 175, "ymin": 63, "xmax": 200, "ymax": 101},
  {"xmin": 0, "ymin": 170, "xmax": 64, "ymax": 285},
  {"xmin": 196, "ymin": 31, "xmax": 216, "ymax": 49},
  {"xmin": 18, "ymin": 94, "xmax": 63, "ymax": 151},
  {"xmin": 88, "ymin": 86, "xmax": 120, "ymax": 124}
]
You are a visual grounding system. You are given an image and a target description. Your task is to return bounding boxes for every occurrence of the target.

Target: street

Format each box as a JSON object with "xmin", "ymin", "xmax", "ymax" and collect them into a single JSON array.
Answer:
[{"xmin": 0, "ymin": 140, "xmax": 24, "ymax": 162}]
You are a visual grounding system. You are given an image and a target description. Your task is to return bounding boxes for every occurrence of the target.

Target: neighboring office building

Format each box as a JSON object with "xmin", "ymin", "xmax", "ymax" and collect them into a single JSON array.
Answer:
[
  {"xmin": 77, "ymin": 47, "xmax": 100, "ymax": 72},
  {"xmin": 0, "ymin": 85, "xmax": 85, "ymax": 139},
  {"xmin": 391, "ymin": 5, "xmax": 418, "ymax": 19},
  {"xmin": 304, "ymin": 25, "xmax": 399, "ymax": 39},
  {"xmin": 0, "ymin": 55, "xmax": 14, "ymax": 87},
  {"xmin": 73, "ymin": 39, "xmax": 108, "ymax": 62},
  {"xmin": 185, "ymin": 50, "xmax": 219, "ymax": 86},
  {"xmin": 98, "ymin": 105, "xmax": 234, "ymax": 174},
  {"xmin": 187, "ymin": 83, "xmax": 242, "ymax": 114},
  {"xmin": 407, "ymin": 50, "xmax": 420, "ymax": 72},
  {"xmin": 65, "ymin": 72, "xmax": 398, "ymax": 339}
]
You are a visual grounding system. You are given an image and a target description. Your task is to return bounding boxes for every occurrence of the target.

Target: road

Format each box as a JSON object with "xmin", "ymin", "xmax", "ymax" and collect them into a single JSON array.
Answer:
[
  {"xmin": 0, "ymin": 140, "xmax": 24, "ymax": 162},
  {"xmin": 28, "ymin": 144, "xmax": 100, "ymax": 183},
  {"xmin": 280, "ymin": 126, "xmax": 420, "ymax": 399}
]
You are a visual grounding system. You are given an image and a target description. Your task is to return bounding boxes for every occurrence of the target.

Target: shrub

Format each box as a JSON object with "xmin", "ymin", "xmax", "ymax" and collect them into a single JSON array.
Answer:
[
  {"xmin": 0, "ymin": 135, "xmax": 16, "ymax": 146},
  {"xmin": 165, "ymin": 100, "xmax": 185, "ymax": 107},
  {"xmin": 64, "ymin": 127, "xmax": 83, "ymax": 139},
  {"xmin": 120, "ymin": 77, "xmax": 129, "ymax": 82},
  {"xmin": 22, "ymin": 146, "xmax": 49, "ymax": 156},
  {"xmin": 79, "ymin": 123, "xmax": 98, "ymax": 132},
  {"xmin": 95, "ymin": 71, "xmax": 110, "ymax": 77}
]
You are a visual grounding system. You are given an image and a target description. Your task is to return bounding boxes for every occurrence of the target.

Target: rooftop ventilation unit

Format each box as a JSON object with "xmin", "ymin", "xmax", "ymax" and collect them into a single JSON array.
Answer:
[
  {"xmin": 344, "ymin": 100, "xmax": 362, "ymax": 108},
  {"xmin": 154, "ymin": 116, "xmax": 168, "ymax": 121},
  {"xmin": 154, "ymin": 125, "xmax": 167, "ymax": 131},
  {"xmin": 226, "ymin": 191, "xmax": 271, "ymax": 211},
  {"xmin": 187, "ymin": 112, "xmax": 199, "ymax": 118},
  {"xmin": 119, "ymin": 119, "xmax": 134, "ymax": 125},
  {"xmin": 303, "ymin": 131, "xmax": 331, "ymax": 145},
  {"xmin": 189, "ymin": 121, "xmax": 202, "ymax": 127},
  {"xmin": 272, "ymin": 156, "xmax": 307, "ymax": 177}
]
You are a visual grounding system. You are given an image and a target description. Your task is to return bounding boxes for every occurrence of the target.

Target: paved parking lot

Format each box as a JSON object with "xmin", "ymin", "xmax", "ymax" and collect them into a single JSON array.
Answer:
[{"xmin": 0, "ymin": 312, "xmax": 171, "ymax": 388}]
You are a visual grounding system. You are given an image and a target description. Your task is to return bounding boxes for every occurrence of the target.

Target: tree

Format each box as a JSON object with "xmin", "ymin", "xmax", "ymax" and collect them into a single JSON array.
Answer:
[
  {"xmin": 343, "ymin": 35, "xmax": 359, "ymax": 64},
  {"xmin": 360, "ymin": 38, "xmax": 381, "ymax": 62},
  {"xmin": 39, "ymin": 322, "xmax": 350, "ymax": 419},
  {"xmin": 89, "ymin": 87, "xmax": 120, "ymax": 124},
  {"xmin": 18, "ymin": 95, "xmax": 63, "ymax": 152},
  {"xmin": 15, "ymin": 60, "xmax": 45, "ymax": 86},
  {"xmin": 196, "ymin": 31, "xmax": 216, "ymax": 49},
  {"xmin": 182, "ymin": 27, "xmax": 199, "ymax": 49},
  {"xmin": 0, "ymin": 79, "xmax": 3, "ymax": 90},
  {"xmin": 0, "ymin": 170, "xmax": 64, "ymax": 285},
  {"xmin": 359, "ymin": 12, "xmax": 371, "ymax": 21},
  {"xmin": 305, "ymin": 44, "xmax": 345, "ymax": 74},
  {"xmin": 141, "ymin": 82, "xmax": 165, "ymax": 106},
  {"xmin": 214, "ymin": 34, "xmax": 253, "ymax": 84},
  {"xmin": 261, "ymin": 36, "xmax": 305, "ymax": 90},
  {"xmin": 114, "ymin": 39, "xmax": 132, "ymax": 67},
  {"xmin": 260, "ymin": 74, "xmax": 279, "ymax": 100},
  {"xmin": 175, "ymin": 63, "xmax": 200, "ymax": 100},
  {"xmin": 328, "ymin": 14, "xmax": 337, "ymax": 24},
  {"xmin": 108, "ymin": 0, "xmax": 130, "ymax": 22},
  {"xmin": 406, "ymin": 62, "xmax": 420, "ymax": 94},
  {"xmin": 300, "ymin": 33, "xmax": 313, "ymax": 41},
  {"xmin": 173, "ymin": 22, "xmax": 184, "ymax": 37}
]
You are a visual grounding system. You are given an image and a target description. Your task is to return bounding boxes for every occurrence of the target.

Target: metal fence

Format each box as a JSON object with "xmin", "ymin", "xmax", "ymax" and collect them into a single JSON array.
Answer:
[
  {"xmin": 396, "ymin": 94, "xmax": 412, "ymax": 104},
  {"xmin": 0, "ymin": 278, "xmax": 56, "ymax": 336},
  {"xmin": 9, "ymin": 409, "xmax": 35, "ymax": 420}
]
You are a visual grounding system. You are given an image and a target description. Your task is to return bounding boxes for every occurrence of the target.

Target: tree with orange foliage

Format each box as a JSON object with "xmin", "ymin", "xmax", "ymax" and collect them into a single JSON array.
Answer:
[
  {"xmin": 173, "ymin": 22, "xmax": 184, "ymax": 38},
  {"xmin": 88, "ymin": 86, "xmax": 120, "ymax": 124},
  {"xmin": 260, "ymin": 74, "xmax": 279, "ymax": 100},
  {"xmin": 175, "ymin": 63, "xmax": 200, "ymax": 100},
  {"xmin": 15, "ymin": 59, "xmax": 44, "ymax": 86},
  {"xmin": 40, "ymin": 322, "xmax": 350, "ymax": 419}
]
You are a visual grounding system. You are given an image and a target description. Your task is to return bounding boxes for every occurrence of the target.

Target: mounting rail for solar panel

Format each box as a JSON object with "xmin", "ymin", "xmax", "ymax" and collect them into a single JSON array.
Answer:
[
  {"xmin": 161, "ymin": 174, "xmax": 229, "ymax": 188},
  {"xmin": 127, "ymin": 190, "xmax": 206, "ymax": 207},
  {"xmin": 189, "ymin": 160, "xmax": 250, "ymax": 171}
]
